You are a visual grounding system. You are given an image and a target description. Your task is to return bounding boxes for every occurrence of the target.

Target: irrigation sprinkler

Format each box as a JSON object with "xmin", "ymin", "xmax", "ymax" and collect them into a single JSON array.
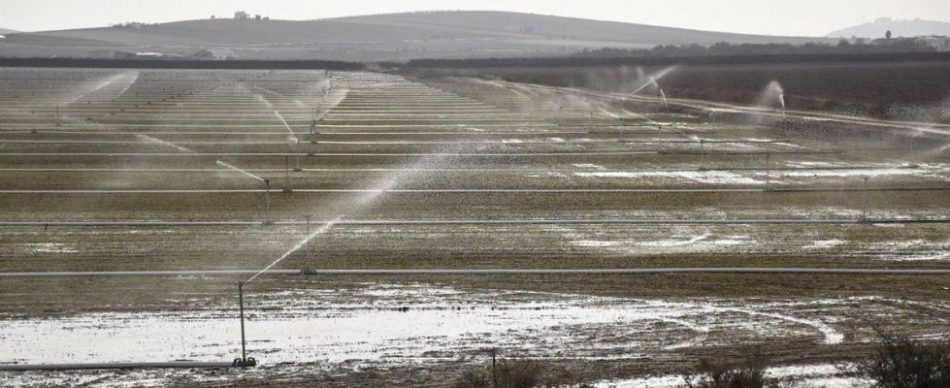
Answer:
[
  {"xmin": 234, "ymin": 282, "xmax": 257, "ymax": 368},
  {"xmin": 862, "ymin": 176, "xmax": 871, "ymax": 220},
  {"xmin": 284, "ymin": 156, "xmax": 294, "ymax": 192},
  {"xmin": 765, "ymin": 153, "xmax": 771, "ymax": 187},
  {"xmin": 619, "ymin": 96, "xmax": 626, "ymax": 126},
  {"xmin": 264, "ymin": 179, "xmax": 272, "ymax": 224},
  {"xmin": 699, "ymin": 139, "xmax": 706, "ymax": 169},
  {"xmin": 490, "ymin": 347, "xmax": 498, "ymax": 387},
  {"xmin": 783, "ymin": 114, "xmax": 789, "ymax": 140}
]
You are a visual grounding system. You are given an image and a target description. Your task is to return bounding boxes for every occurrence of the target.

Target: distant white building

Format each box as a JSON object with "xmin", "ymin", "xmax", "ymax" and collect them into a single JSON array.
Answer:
[
  {"xmin": 189, "ymin": 48, "xmax": 236, "ymax": 60},
  {"xmin": 0, "ymin": 35, "xmax": 6, "ymax": 42}
]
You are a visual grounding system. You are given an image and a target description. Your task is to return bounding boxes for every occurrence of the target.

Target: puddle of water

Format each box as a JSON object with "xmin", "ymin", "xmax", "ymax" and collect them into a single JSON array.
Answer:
[
  {"xmin": 0, "ymin": 284, "xmax": 859, "ymax": 368},
  {"xmin": 594, "ymin": 363, "xmax": 868, "ymax": 388}
]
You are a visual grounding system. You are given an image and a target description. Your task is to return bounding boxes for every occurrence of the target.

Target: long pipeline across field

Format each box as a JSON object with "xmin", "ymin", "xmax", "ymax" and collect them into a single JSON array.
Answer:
[
  {"xmin": 0, "ymin": 362, "xmax": 241, "ymax": 371},
  {"xmin": 0, "ymin": 187, "xmax": 947, "ymax": 194},
  {"xmin": 2, "ymin": 218, "xmax": 949, "ymax": 226},
  {"xmin": 4, "ymin": 268, "xmax": 950, "ymax": 278}
]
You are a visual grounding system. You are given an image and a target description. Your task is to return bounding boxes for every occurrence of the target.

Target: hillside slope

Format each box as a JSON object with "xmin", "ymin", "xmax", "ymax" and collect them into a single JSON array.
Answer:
[
  {"xmin": 1, "ymin": 11, "xmax": 830, "ymax": 61},
  {"xmin": 828, "ymin": 18, "xmax": 950, "ymax": 38}
]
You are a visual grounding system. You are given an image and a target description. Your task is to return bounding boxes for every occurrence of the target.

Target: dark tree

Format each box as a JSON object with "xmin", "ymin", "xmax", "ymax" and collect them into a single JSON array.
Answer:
[{"xmin": 886, "ymin": 30, "xmax": 893, "ymax": 39}]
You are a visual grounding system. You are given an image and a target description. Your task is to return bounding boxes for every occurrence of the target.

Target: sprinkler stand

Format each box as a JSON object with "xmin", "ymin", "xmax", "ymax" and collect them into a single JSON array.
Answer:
[{"xmin": 235, "ymin": 282, "xmax": 256, "ymax": 367}]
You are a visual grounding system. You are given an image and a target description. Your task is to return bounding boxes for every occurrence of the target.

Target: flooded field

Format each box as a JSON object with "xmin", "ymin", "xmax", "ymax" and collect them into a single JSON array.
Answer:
[
  {"xmin": 5, "ymin": 282, "xmax": 948, "ymax": 387},
  {"xmin": 0, "ymin": 67, "xmax": 948, "ymax": 386}
]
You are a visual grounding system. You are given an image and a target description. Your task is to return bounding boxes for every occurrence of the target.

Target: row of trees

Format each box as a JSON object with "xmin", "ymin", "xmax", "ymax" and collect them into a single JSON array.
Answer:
[{"xmin": 574, "ymin": 39, "xmax": 937, "ymax": 59}]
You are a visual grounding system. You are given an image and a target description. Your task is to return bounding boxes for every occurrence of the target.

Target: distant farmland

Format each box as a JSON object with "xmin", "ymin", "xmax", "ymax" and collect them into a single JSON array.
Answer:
[{"xmin": 405, "ymin": 59, "xmax": 950, "ymax": 123}]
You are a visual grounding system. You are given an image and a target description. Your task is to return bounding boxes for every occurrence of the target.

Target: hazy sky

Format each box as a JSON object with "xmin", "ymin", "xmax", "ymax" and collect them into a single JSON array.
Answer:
[{"xmin": 1, "ymin": 0, "xmax": 948, "ymax": 36}]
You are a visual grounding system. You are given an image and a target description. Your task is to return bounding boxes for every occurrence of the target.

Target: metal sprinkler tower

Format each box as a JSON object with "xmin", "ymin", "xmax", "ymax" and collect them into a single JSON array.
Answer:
[
  {"xmin": 862, "ymin": 176, "xmax": 871, "ymax": 221},
  {"xmin": 234, "ymin": 282, "xmax": 257, "ymax": 367},
  {"xmin": 699, "ymin": 139, "xmax": 706, "ymax": 169},
  {"xmin": 619, "ymin": 96, "xmax": 626, "ymax": 127},
  {"xmin": 263, "ymin": 179, "xmax": 272, "ymax": 224},
  {"xmin": 782, "ymin": 108, "xmax": 789, "ymax": 140}
]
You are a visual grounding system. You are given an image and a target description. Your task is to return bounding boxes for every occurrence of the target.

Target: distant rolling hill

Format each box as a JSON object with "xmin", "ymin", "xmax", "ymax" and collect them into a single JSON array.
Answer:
[
  {"xmin": 0, "ymin": 11, "xmax": 831, "ymax": 61},
  {"xmin": 828, "ymin": 18, "xmax": 950, "ymax": 38},
  {"xmin": 0, "ymin": 27, "xmax": 18, "ymax": 35}
]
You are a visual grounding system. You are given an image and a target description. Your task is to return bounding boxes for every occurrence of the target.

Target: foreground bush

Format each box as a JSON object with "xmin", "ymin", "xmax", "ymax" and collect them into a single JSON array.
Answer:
[
  {"xmin": 454, "ymin": 360, "xmax": 542, "ymax": 388},
  {"xmin": 856, "ymin": 333, "xmax": 950, "ymax": 388},
  {"xmin": 453, "ymin": 350, "xmax": 592, "ymax": 388},
  {"xmin": 682, "ymin": 356, "xmax": 787, "ymax": 388}
]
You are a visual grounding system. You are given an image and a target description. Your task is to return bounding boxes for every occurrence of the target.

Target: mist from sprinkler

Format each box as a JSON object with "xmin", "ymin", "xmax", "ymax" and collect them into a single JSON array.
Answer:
[
  {"xmin": 757, "ymin": 81, "xmax": 787, "ymax": 118},
  {"xmin": 626, "ymin": 66, "xmax": 678, "ymax": 96},
  {"xmin": 64, "ymin": 71, "xmax": 136, "ymax": 106},
  {"xmin": 243, "ymin": 145, "xmax": 462, "ymax": 285},
  {"xmin": 769, "ymin": 81, "xmax": 787, "ymax": 121},
  {"xmin": 216, "ymin": 160, "xmax": 272, "ymax": 222},
  {"xmin": 216, "ymin": 160, "xmax": 265, "ymax": 182},
  {"xmin": 273, "ymin": 111, "xmax": 297, "ymax": 140},
  {"xmin": 618, "ymin": 66, "xmax": 677, "ymax": 123},
  {"xmin": 136, "ymin": 134, "xmax": 197, "ymax": 154},
  {"xmin": 115, "ymin": 71, "xmax": 140, "ymax": 98}
]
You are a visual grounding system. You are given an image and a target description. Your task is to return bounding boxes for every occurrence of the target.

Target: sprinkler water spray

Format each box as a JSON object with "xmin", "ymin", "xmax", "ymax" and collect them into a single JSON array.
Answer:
[
  {"xmin": 618, "ymin": 66, "xmax": 677, "ymax": 123},
  {"xmin": 761, "ymin": 81, "xmax": 788, "ymax": 137},
  {"xmin": 214, "ymin": 161, "xmax": 271, "ymax": 223}
]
